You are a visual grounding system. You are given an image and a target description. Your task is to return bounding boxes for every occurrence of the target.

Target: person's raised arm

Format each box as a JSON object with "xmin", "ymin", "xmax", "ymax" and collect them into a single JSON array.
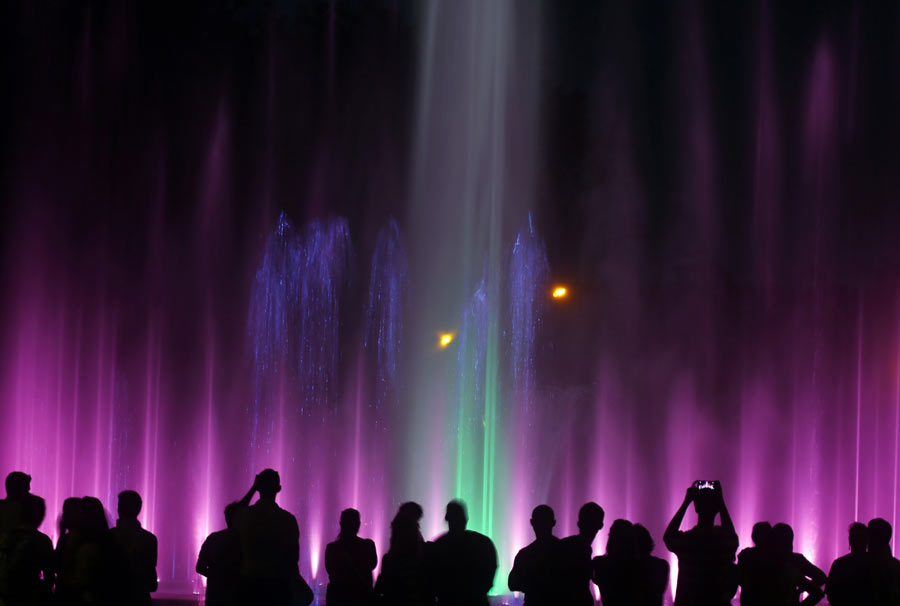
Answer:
[
  {"xmin": 664, "ymin": 486, "xmax": 695, "ymax": 551},
  {"xmin": 238, "ymin": 475, "xmax": 258, "ymax": 507},
  {"xmin": 714, "ymin": 482, "xmax": 737, "ymax": 545}
]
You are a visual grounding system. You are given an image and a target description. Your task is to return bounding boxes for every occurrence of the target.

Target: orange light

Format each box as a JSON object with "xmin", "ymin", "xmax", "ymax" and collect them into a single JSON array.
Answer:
[
  {"xmin": 551, "ymin": 286, "xmax": 568, "ymax": 299},
  {"xmin": 438, "ymin": 332, "xmax": 455, "ymax": 348}
]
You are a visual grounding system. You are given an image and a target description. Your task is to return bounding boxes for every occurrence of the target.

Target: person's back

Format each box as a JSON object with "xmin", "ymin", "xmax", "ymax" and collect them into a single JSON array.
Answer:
[
  {"xmin": 737, "ymin": 521, "xmax": 792, "ymax": 606},
  {"xmin": 375, "ymin": 502, "xmax": 429, "ymax": 606},
  {"xmin": 428, "ymin": 501, "xmax": 497, "ymax": 606},
  {"xmin": 508, "ymin": 505, "xmax": 561, "ymax": 606},
  {"xmin": 867, "ymin": 518, "xmax": 900, "ymax": 606},
  {"xmin": 235, "ymin": 470, "xmax": 300, "ymax": 606},
  {"xmin": 325, "ymin": 508, "xmax": 377, "ymax": 606},
  {"xmin": 633, "ymin": 524, "xmax": 669, "ymax": 606},
  {"xmin": 197, "ymin": 503, "xmax": 242, "ymax": 606},
  {"xmin": 826, "ymin": 522, "xmax": 872, "ymax": 606},
  {"xmin": 109, "ymin": 490, "xmax": 158, "ymax": 606},
  {"xmin": 664, "ymin": 482, "xmax": 738, "ymax": 606},
  {"xmin": 0, "ymin": 472, "xmax": 32, "ymax": 557},
  {"xmin": 592, "ymin": 519, "xmax": 638, "ymax": 606},
  {"xmin": 559, "ymin": 502, "xmax": 605, "ymax": 606},
  {"xmin": 0, "ymin": 493, "xmax": 53, "ymax": 606},
  {"xmin": 68, "ymin": 496, "xmax": 113, "ymax": 606}
]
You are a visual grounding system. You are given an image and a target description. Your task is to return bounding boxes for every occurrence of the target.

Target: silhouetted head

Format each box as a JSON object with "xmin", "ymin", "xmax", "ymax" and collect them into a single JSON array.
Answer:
[
  {"xmin": 771, "ymin": 523, "xmax": 794, "ymax": 555},
  {"xmin": 848, "ymin": 522, "xmax": 868, "ymax": 553},
  {"xmin": 389, "ymin": 502, "xmax": 424, "ymax": 555},
  {"xmin": 81, "ymin": 496, "xmax": 109, "ymax": 536},
  {"xmin": 60, "ymin": 497, "xmax": 83, "ymax": 534},
  {"xmin": 340, "ymin": 508, "xmax": 361, "ymax": 537},
  {"xmin": 117, "ymin": 490, "xmax": 142, "ymax": 520},
  {"xmin": 445, "ymin": 500, "xmax": 468, "ymax": 533},
  {"xmin": 751, "ymin": 521, "xmax": 772, "ymax": 548},
  {"xmin": 868, "ymin": 518, "xmax": 893, "ymax": 553},
  {"xmin": 693, "ymin": 489, "xmax": 721, "ymax": 521},
  {"xmin": 5, "ymin": 471, "xmax": 31, "ymax": 499},
  {"xmin": 530, "ymin": 505, "xmax": 556, "ymax": 540},
  {"xmin": 606, "ymin": 519, "xmax": 636, "ymax": 559},
  {"xmin": 633, "ymin": 524, "xmax": 655, "ymax": 557},
  {"xmin": 22, "ymin": 494, "xmax": 46, "ymax": 530},
  {"xmin": 256, "ymin": 469, "xmax": 281, "ymax": 500},
  {"xmin": 577, "ymin": 502, "xmax": 605, "ymax": 539},
  {"xmin": 395, "ymin": 501, "xmax": 423, "ymax": 525},
  {"xmin": 224, "ymin": 502, "xmax": 241, "ymax": 530}
]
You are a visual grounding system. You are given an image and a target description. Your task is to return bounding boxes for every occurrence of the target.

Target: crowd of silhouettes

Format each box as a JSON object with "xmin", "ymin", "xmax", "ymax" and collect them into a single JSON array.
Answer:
[
  {"xmin": 0, "ymin": 471, "xmax": 157, "ymax": 606},
  {"xmin": 4, "ymin": 469, "xmax": 900, "ymax": 606}
]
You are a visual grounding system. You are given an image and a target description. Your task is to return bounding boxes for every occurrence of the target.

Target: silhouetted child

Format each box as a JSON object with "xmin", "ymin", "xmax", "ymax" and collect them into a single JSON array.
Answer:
[
  {"xmin": 867, "ymin": 518, "xmax": 900, "ymax": 606},
  {"xmin": 0, "ymin": 493, "xmax": 54, "ymax": 606},
  {"xmin": 426, "ymin": 500, "xmax": 497, "ymax": 606},
  {"xmin": 196, "ymin": 502, "xmax": 242, "ymax": 606},
  {"xmin": 664, "ymin": 481, "xmax": 738, "ymax": 606},
  {"xmin": 109, "ymin": 490, "xmax": 158, "ymax": 606},
  {"xmin": 325, "ymin": 508, "xmax": 377, "ymax": 606},
  {"xmin": 592, "ymin": 518, "xmax": 638, "ymax": 606},
  {"xmin": 235, "ymin": 469, "xmax": 308, "ymax": 606},
  {"xmin": 633, "ymin": 523, "xmax": 669, "ymax": 606},
  {"xmin": 826, "ymin": 522, "xmax": 872, "ymax": 606},
  {"xmin": 558, "ymin": 501, "xmax": 604, "ymax": 606},
  {"xmin": 508, "ymin": 505, "xmax": 561, "ymax": 606},
  {"xmin": 374, "ymin": 502, "xmax": 430, "ymax": 606}
]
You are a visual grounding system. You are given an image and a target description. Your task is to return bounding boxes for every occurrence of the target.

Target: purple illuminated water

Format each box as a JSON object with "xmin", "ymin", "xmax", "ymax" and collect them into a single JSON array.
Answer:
[{"xmin": 2, "ymin": 2, "xmax": 900, "ymax": 604}]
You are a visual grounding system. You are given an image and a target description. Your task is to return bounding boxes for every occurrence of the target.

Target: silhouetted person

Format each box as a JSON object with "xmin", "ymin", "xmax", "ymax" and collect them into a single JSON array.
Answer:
[
  {"xmin": 427, "ymin": 500, "xmax": 497, "ymax": 606},
  {"xmin": 0, "ymin": 472, "xmax": 32, "ymax": 541},
  {"xmin": 559, "ymin": 501, "xmax": 605, "ymax": 606},
  {"xmin": 508, "ymin": 505, "xmax": 561, "ymax": 606},
  {"xmin": 108, "ymin": 490, "xmax": 157, "ymax": 606},
  {"xmin": 593, "ymin": 518, "xmax": 638, "ymax": 606},
  {"xmin": 62, "ymin": 496, "xmax": 114, "ymax": 606},
  {"xmin": 54, "ymin": 497, "xmax": 84, "ymax": 605},
  {"xmin": 235, "ymin": 469, "xmax": 307, "ymax": 606},
  {"xmin": 374, "ymin": 502, "xmax": 429, "ymax": 606},
  {"xmin": 737, "ymin": 521, "xmax": 784, "ymax": 606},
  {"xmin": 325, "ymin": 508, "xmax": 377, "ymax": 606},
  {"xmin": 826, "ymin": 522, "xmax": 872, "ymax": 606},
  {"xmin": 867, "ymin": 518, "xmax": 900, "ymax": 606},
  {"xmin": 770, "ymin": 523, "xmax": 824, "ymax": 606},
  {"xmin": 664, "ymin": 481, "xmax": 738, "ymax": 606},
  {"xmin": 634, "ymin": 523, "xmax": 669, "ymax": 606},
  {"xmin": 0, "ymin": 493, "xmax": 54, "ymax": 606},
  {"xmin": 197, "ymin": 502, "xmax": 242, "ymax": 606}
]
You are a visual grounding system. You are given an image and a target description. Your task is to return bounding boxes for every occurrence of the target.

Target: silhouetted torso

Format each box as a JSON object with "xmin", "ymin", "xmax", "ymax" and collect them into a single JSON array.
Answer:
[
  {"xmin": 0, "ymin": 524, "xmax": 53, "ymax": 606},
  {"xmin": 558, "ymin": 535, "xmax": 595, "ymax": 606},
  {"xmin": 376, "ymin": 548, "xmax": 429, "ymax": 606},
  {"xmin": 737, "ymin": 546, "xmax": 793, "ymax": 606},
  {"xmin": 507, "ymin": 537, "xmax": 561, "ymax": 606},
  {"xmin": 666, "ymin": 525, "xmax": 737, "ymax": 606},
  {"xmin": 109, "ymin": 518, "xmax": 158, "ymax": 606},
  {"xmin": 593, "ymin": 553, "xmax": 636, "ymax": 606},
  {"xmin": 826, "ymin": 551, "xmax": 872, "ymax": 606},
  {"xmin": 636, "ymin": 554, "xmax": 669, "ymax": 606},
  {"xmin": 196, "ymin": 528, "xmax": 242, "ymax": 606},
  {"xmin": 427, "ymin": 529, "xmax": 497, "ymax": 606},
  {"xmin": 325, "ymin": 534, "xmax": 377, "ymax": 606},
  {"xmin": 869, "ymin": 550, "xmax": 900, "ymax": 606},
  {"xmin": 236, "ymin": 499, "xmax": 300, "ymax": 605}
]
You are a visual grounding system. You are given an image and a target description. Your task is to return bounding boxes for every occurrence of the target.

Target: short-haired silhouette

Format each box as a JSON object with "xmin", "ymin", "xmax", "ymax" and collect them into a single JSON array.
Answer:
[
  {"xmin": 374, "ymin": 502, "xmax": 430, "ymax": 606},
  {"xmin": 633, "ymin": 523, "xmax": 669, "ymax": 606},
  {"xmin": 235, "ymin": 469, "xmax": 308, "ymax": 606},
  {"xmin": 867, "ymin": 518, "xmax": 900, "ymax": 606},
  {"xmin": 508, "ymin": 505, "xmax": 561, "ymax": 606},
  {"xmin": 664, "ymin": 481, "xmax": 738, "ymax": 606},
  {"xmin": 559, "ymin": 502, "xmax": 605, "ymax": 606},
  {"xmin": 826, "ymin": 522, "xmax": 872, "ymax": 606},
  {"xmin": 0, "ymin": 471, "xmax": 32, "ymax": 542},
  {"xmin": 325, "ymin": 508, "xmax": 377, "ymax": 606},
  {"xmin": 771, "ymin": 523, "xmax": 825, "ymax": 606},
  {"xmin": 737, "ymin": 521, "xmax": 779, "ymax": 606},
  {"xmin": 197, "ymin": 502, "xmax": 243, "ymax": 606},
  {"xmin": 592, "ymin": 518, "xmax": 638, "ymax": 606},
  {"xmin": 110, "ymin": 490, "xmax": 158, "ymax": 606},
  {"xmin": 0, "ymin": 493, "xmax": 54, "ymax": 605},
  {"xmin": 427, "ymin": 500, "xmax": 498, "ymax": 606}
]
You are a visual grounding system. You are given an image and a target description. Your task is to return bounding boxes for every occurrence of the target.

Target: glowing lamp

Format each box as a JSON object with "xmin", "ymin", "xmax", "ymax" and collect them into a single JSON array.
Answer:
[
  {"xmin": 438, "ymin": 332, "xmax": 455, "ymax": 348},
  {"xmin": 551, "ymin": 286, "xmax": 568, "ymax": 299}
]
